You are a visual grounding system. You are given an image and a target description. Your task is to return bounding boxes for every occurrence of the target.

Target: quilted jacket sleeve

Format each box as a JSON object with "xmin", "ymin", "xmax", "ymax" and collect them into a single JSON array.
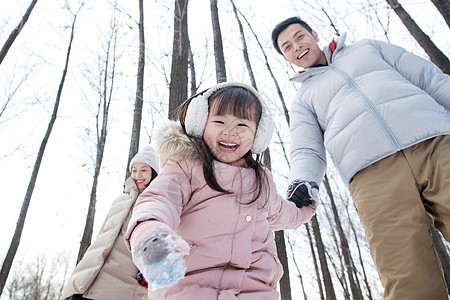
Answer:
[
  {"xmin": 372, "ymin": 39, "xmax": 450, "ymax": 111},
  {"xmin": 288, "ymin": 93, "xmax": 327, "ymax": 185},
  {"xmin": 125, "ymin": 159, "xmax": 192, "ymax": 250},
  {"xmin": 266, "ymin": 170, "xmax": 315, "ymax": 231}
]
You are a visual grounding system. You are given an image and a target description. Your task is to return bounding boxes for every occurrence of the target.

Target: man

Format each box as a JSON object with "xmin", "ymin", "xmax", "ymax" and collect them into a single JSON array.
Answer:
[{"xmin": 272, "ymin": 16, "xmax": 450, "ymax": 299}]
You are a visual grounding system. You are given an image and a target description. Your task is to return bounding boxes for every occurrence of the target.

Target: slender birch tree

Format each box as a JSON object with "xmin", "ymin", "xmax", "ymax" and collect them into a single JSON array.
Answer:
[
  {"xmin": 210, "ymin": 0, "xmax": 226, "ymax": 83},
  {"xmin": 0, "ymin": 0, "xmax": 38, "ymax": 65},
  {"xmin": 0, "ymin": 4, "xmax": 80, "ymax": 294},
  {"xmin": 324, "ymin": 175, "xmax": 363, "ymax": 299},
  {"xmin": 168, "ymin": 0, "xmax": 189, "ymax": 120},
  {"xmin": 76, "ymin": 16, "xmax": 119, "ymax": 263},
  {"xmin": 125, "ymin": 0, "xmax": 146, "ymax": 180}
]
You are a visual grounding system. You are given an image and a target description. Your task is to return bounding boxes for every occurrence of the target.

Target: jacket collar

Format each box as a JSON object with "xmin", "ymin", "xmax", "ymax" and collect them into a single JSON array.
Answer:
[
  {"xmin": 152, "ymin": 120, "xmax": 251, "ymax": 169},
  {"xmin": 290, "ymin": 32, "xmax": 347, "ymax": 83},
  {"xmin": 323, "ymin": 32, "xmax": 346, "ymax": 64},
  {"xmin": 152, "ymin": 120, "xmax": 200, "ymax": 165}
]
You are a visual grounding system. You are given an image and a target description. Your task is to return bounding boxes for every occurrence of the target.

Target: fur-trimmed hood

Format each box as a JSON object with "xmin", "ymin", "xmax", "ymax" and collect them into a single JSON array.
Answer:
[{"xmin": 152, "ymin": 120, "xmax": 200, "ymax": 163}]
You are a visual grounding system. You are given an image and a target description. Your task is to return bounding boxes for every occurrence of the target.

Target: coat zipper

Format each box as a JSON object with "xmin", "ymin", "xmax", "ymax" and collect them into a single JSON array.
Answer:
[{"xmin": 331, "ymin": 66, "xmax": 402, "ymax": 151}]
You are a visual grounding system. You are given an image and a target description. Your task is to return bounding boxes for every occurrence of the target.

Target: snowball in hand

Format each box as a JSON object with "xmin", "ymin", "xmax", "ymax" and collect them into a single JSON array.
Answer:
[{"xmin": 137, "ymin": 229, "xmax": 189, "ymax": 291}]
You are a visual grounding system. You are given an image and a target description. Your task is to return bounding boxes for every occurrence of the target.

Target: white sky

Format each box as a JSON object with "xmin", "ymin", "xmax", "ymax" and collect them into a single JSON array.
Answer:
[{"xmin": 0, "ymin": 0, "xmax": 449, "ymax": 298}]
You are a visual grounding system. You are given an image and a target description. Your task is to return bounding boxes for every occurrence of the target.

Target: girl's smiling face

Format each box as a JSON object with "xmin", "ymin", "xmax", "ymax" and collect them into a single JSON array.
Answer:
[
  {"xmin": 203, "ymin": 101, "xmax": 257, "ymax": 164},
  {"xmin": 130, "ymin": 162, "xmax": 153, "ymax": 191}
]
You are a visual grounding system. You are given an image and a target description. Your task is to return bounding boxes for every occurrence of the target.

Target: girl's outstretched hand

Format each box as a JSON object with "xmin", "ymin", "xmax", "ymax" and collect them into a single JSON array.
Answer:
[{"xmin": 130, "ymin": 221, "xmax": 189, "ymax": 291}]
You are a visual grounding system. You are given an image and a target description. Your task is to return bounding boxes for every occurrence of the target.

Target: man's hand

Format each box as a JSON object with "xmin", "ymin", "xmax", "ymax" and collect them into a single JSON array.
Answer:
[{"xmin": 286, "ymin": 180, "xmax": 319, "ymax": 209}]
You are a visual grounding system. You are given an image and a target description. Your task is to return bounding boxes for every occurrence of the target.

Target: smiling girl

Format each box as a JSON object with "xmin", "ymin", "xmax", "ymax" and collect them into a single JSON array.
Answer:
[{"xmin": 125, "ymin": 82, "xmax": 317, "ymax": 299}]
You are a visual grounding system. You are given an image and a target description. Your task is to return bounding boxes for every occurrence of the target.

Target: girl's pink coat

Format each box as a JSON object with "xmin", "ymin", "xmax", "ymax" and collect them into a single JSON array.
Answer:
[{"xmin": 125, "ymin": 121, "xmax": 315, "ymax": 299}]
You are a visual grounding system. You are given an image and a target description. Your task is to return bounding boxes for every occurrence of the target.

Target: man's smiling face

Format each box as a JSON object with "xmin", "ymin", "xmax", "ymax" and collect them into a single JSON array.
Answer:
[{"xmin": 277, "ymin": 23, "xmax": 326, "ymax": 69}]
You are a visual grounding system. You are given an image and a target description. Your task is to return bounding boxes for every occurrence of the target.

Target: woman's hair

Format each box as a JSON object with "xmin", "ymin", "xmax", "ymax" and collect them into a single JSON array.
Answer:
[
  {"xmin": 151, "ymin": 168, "xmax": 158, "ymax": 183},
  {"xmin": 177, "ymin": 86, "xmax": 269, "ymax": 205}
]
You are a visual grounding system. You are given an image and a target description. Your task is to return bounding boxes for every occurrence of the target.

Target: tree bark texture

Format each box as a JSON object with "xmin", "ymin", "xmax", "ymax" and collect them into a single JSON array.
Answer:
[
  {"xmin": 275, "ymin": 231, "xmax": 292, "ymax": 300},
  {"xmin": 347, "ymin": 208, "xmax": 374, "ymax": 300},
  {"xmin": 323, "ymin": 175, "xmax": 363, "ymax": 299},
  {"xmin": 125, "ymin": 0, "xmax": 145, "ymax": 180},
  {"xmin": 306, "ymin": 223, "xmax": 325, "ymax": 300},
  {"xmin": 168, "ymin": 0, "xmax": 189, "ymax": 120},
  {"xmin": 262, "ymin": 149, "xmax": 292, "ymax": 300},
  {"xmin": 188, "ymin": 42, "xmax": 197, "ymax": 97},
  {"xmin": 210, "ymin": 0, "xmax": 227, "ymax": 83},
  {"xmin": 0, "ymin": 0, "xmax": 38, "ymax": 65},
  {"xmin": 311, "ymin": 215, "xmax": 337, "ymax": 300},
  {"xmin": 430, "ymin": 217, "xmax": 450, "ymax": 294}
]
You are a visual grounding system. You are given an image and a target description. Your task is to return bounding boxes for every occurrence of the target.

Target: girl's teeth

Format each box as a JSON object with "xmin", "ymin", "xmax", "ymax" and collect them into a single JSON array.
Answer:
[{"xmin": 219, "ymin": 142, "xmax": 237, "ymax": 150}]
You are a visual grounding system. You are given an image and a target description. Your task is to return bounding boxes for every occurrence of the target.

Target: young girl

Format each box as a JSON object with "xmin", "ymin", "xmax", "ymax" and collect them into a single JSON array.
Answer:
[
  {"xmin": 125, "ymin": 82, "xmax": 317, "ymax": 299},
  {"xmin": 61, "ymin": 146, "xmax": 159, "ymax": 300}
]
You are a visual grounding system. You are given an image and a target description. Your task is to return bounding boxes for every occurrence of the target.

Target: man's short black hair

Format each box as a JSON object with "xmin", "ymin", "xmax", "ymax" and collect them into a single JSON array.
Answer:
[{"xmin": 271, "ymin": 17, "xmax": 313, "ymax": 55}]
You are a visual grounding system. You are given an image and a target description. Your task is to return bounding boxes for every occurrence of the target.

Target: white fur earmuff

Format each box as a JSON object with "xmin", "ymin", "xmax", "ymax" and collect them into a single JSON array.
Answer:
[{"xmin": 184, "ymin": 81, "xmax": 274, "ymax": 154}]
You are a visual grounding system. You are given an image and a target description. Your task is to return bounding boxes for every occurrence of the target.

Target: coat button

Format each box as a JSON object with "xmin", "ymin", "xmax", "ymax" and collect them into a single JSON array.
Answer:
[{"xmin": 245, "ymin": 215, "xmax": 252, "ymax": 222}]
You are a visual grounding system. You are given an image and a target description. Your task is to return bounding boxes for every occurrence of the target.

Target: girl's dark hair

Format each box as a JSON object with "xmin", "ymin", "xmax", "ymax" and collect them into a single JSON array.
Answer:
[{"xmin": 177, "ymin": 86, "xmax": 270, "ymax": 205}]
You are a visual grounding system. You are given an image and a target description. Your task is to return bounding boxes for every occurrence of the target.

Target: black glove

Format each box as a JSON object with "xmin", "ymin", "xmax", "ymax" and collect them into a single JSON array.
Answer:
[{"xmin": 286, "ymin": 180, "xmax": 319, "ymax": 209}]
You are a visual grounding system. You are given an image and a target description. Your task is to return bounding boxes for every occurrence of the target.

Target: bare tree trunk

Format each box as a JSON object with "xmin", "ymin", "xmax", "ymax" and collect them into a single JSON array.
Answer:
[
  {"xmin": 262, "ymin": 149, "xmax": 292, "ymax": 299},
  {"xmin": 229, "ymin": 0, "xmax": 255, "ymax": 88},
  {"xmin": 210, "ymin": 0, "xmax": 226, "ymax": 83},
  {"xmin": 322, "ymin": 206, "xmax": 349, "ymax": 297},
  {"xmin": 188, "ymin": 43, "xmax": 197, "ymax": 97},
  {"xmin": 346, "ymin": 205, "xmax": 374, "ymax": 300},
  {"xmin": 431, "ymin": 0, "xmax": 450, "ymax": 28},
  {"xmin": 286, "ymin": 234, "xmax": 309, "ymax": 299},
  {"xmin": 386, "ymin": 0, "xmax": 450, "ymax": 74},
  {"xmin": 125, "ymin": 0, "xmax": 145, "ymax": 180},
  {"xmin": 263, "ymin": 144, "xmax": 291, "ymax": 299},
  {"xmin": 76, "ymin": 18, "xmax": 118, "ymax": 263},
  {"xmin": 430, "ymin": 217, "xmax": 450, "ymax": 294},
  {"xmin": 311, "ymin": 215, "xmax": 337, "ymax": 300},
  {"xmin": 168, "ymin": 0, "xmax": 189, "ymax": 120},
  {"xmin": 323, "ymin": 175, "xmax": 363, "ymax": 299},
  {"xmin": 235, "ymin": 9, "xmax": 290, "ymax": 125},
  {"xmin": 0, "ymin": 0, "xmax": 38, "ymax": 65},
  {"xmin": 0, "ymin": 7, "xmax": 79, "ymax": 294},
  {"xmin": 306, "ymin": 223, "xmax": 325, "ymax": 300},
  {"xmin": 275, "ymin": 231, "xmax": 292, "ymax": 300}
]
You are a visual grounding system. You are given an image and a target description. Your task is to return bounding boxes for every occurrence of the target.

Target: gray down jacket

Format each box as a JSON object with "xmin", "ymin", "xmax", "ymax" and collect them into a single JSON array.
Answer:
[{"xmin": 288, "ymin": 33, "xmax": 450, "ymax": 186}]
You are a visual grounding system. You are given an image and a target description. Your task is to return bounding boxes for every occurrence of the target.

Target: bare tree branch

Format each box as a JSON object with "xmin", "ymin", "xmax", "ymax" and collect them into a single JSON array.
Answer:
[{"xmin": 0, "ymin": 0, "xmax": 38, "ymax": 65}]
